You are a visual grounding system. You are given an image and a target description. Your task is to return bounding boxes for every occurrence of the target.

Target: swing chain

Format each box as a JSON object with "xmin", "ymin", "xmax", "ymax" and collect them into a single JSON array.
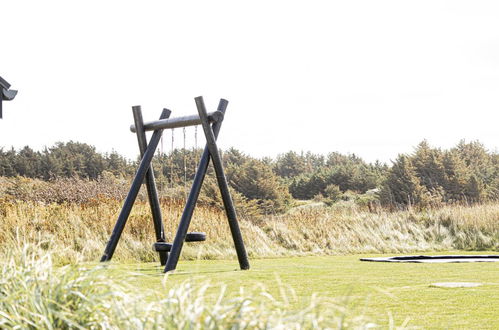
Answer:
[
  {"xmin": 170, "ymin": 128, "xmax": 174, "ymax": 188},
  {"xmin": 195, "ymin": 126, "xmax": 198, "ymax": 150},
  {"xmin": 183, "ymin": 127, "xmax": 187, "ymax": 198}
]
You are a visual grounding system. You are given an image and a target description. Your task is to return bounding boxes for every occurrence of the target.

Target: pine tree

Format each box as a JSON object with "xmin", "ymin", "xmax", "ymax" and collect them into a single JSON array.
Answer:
[
  {"xmin": 381, "ymin": 155, "xmax": 429, "ymax": 207},
  {"xmin": 442, "ymin": 150, "xmax": 469, "ymax": 202},
  {"xmin": 412, "ymin": 140, "xmax": 446, "ymax": 192},
  {"xmin": 228, "ymin": 158, "xmax": 292, "ymax": 213},
  {"xmin": 274, "ymin": 151, "xmax": 308, "ymax": 178},
  {"xmin": 465, "ymin": 175, "xmax": 486, "ymax": 203}
]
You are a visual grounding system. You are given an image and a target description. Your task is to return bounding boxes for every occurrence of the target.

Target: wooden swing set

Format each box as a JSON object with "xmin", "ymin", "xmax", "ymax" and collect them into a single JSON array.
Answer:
[{"xmin": 100, "ymin": 97, "xmax": 250, "ymax": 272}]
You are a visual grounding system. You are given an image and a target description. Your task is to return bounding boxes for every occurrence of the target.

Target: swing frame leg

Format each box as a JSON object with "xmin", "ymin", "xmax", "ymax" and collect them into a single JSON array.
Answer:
[
  {"xmin": 195, "ymin": 96, "xmax": 250, "ymax": 270},
  {"xmin": 132, "ymin": 106, "xmax": 170, "ymax": 265},
  {"xmin": 100, "ymin": 108, "xmax": 171, "ymax": 262},
  {"xmin": 164, "ymin": 99, "xmax": 228, "ymax": 272},
  {"xmin": 164, "ymin": 98, "xmax": 250, "ymax": 272}
]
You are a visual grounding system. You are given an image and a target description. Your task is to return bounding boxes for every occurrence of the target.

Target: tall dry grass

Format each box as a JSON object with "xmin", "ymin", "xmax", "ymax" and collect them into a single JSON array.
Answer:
[
  {"xmin": 0, "ymin": 243, "xmax": 375, "ymax": 329},
  {"xmin": 272, "ymin": 202, "xmax": 499, "ymax": 254},
  {"xmin": 1, "ymin": 192, "xmax": 498, "ymax": 265}
]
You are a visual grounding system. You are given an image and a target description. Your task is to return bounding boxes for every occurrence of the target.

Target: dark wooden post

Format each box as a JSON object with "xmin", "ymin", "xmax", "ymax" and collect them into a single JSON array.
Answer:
[
  {"xmin": 195, "ymin": 96, "xmax": 250, "ymax": 270},
  {"xmin": 100, "ymin": 108, "xmax": 171, "ymax": 262},
  {"xmin": 164, "ymin": 99, "xmax": 228, "ymax": 272},
  {"xmin": 132, "ymin": 106, "xmax": 169, "ymax": 265}
]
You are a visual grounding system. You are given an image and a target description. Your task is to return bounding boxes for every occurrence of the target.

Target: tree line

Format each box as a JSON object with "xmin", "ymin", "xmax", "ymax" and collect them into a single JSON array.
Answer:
[
  {"xmin": 0, "ymin": 142, "xmax": 134, "ymax": 180},
  {"xmin": 1, "ymin": 139, "xmax": 499, "ymax": 210}
]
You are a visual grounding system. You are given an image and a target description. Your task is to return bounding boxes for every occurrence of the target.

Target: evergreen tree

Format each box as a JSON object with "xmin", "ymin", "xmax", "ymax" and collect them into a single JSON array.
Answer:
[
  {"xmin": 412, "ymin": 140, "xmax": 446, "ymax": 191},
  {"xmin": 465, "ymin": 174, "xmax": 486, "ymax": 203},
  {"xmin": 14, "ymin": 147, "xmax": 42, "ymax": 178},
  {"xmin": 442, "ymin": 150, "xmax": 469, "ymax": 202},
  {"xmin": 274, "ymin": 151, "xmax": 308, "ymax": 178},
  {"xmin": 381, "ymin": 155, "xmax": 429, "ymax": 207},
  {"xmin": 0, "ymin": 148, "xmax": 17, "ymax": 177},
  {"xmin": 227, "ymin": 158, "xmax": 292, "ymax": 213}
]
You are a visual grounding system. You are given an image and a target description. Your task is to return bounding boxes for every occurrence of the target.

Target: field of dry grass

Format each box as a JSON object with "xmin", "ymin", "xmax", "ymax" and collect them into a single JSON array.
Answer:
[
  {"xmin": 1, "ymin": 177, "xmax": 499, "ymax": 328},
  {"xmin": 1, "ymin": 190, "xmax": 498, "ymax": 265}
]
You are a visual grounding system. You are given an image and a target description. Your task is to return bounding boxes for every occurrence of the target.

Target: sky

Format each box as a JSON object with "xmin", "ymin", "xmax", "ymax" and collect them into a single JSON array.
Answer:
[{"xmin": 1, "ymin": 0, "xmax": 499, "ymax": 164}]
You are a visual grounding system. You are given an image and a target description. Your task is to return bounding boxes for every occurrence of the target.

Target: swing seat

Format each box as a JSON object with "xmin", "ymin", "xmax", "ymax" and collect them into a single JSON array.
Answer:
[
  {"xmin": 186, "ymin": 231, "xmax": 206, "ymax": 242},
  {"xmin": 152, "ymin": 232, "xmax": 206, "ymax": 252},
  {"xmin": 153, "ymin": 242, "xmax": 172, "ymax": 252}
]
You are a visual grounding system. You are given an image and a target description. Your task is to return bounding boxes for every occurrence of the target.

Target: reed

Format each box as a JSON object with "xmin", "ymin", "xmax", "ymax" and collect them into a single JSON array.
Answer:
[
  {"xmin": 1, "ymin": 195, "xmax": 498, "ymax": 265},
  {"xmin": 0, "ymin": 244, "xmax": 373, "ymax": 329}
]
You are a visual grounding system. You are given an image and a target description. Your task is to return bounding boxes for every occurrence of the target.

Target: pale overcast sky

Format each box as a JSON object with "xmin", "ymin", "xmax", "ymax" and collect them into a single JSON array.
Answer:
[{"xmin": 1, "ymin": 1, "xmax": 498, "ymax": 163}]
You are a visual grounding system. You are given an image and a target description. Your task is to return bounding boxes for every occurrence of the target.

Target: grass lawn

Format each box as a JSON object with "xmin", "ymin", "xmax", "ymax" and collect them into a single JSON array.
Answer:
[{"xmin": 105, "ymin": 252, "xmax": 499, "ymax": 329}]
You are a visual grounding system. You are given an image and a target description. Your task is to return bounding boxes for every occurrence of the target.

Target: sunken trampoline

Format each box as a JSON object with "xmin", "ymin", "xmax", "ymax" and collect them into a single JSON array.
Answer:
[{"xmin": 360, "ymin": 255, "xmax": 499, "ymax": 263}]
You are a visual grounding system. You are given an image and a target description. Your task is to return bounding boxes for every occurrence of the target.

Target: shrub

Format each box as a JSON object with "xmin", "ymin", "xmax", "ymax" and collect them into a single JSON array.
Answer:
[
  {"xmin": 227, "ymin": 159, "xmax": 292, "ymax": 214},
  {"xmin": 323, "ymin": 184, "xmax": 342, "ymax": 206}
]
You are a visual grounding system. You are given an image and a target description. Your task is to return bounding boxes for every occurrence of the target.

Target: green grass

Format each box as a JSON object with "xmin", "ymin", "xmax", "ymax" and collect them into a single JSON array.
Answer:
[
  {"xmin": 107, "ymin": 252, "xmax": 499, "ymax": 329},
  {"xmin": 0, "ymin": 246, "xmax": 368, "ymax": 329},
  {"xmin": 3, "ymin": 196, "xmax": 499, "ymax": 328}
]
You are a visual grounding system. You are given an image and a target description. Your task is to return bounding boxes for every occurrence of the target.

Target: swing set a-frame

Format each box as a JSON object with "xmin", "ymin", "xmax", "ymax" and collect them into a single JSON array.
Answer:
[{"xmin": 100, "ymin": 96, "xmax": 250, "ymax": 272}]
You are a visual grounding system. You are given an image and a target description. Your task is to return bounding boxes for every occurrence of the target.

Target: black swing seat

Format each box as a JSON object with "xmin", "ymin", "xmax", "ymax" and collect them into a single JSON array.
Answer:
[
  {"xmin": 185, "ymin": 231, "xmax": 206, "ymax": 242},
  {"xmin": 152, "ymin": 232, "xmax": 206, "ymax": 252},
  {"xmin": 153, "ymin": 242, "xmax": 172, "ymax": 252}
]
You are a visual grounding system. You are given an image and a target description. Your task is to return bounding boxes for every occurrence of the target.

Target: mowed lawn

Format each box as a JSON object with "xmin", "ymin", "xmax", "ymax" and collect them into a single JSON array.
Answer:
[{"xmin": 106, "ymin": 252, "xmax": 499, "ymax": 329}]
